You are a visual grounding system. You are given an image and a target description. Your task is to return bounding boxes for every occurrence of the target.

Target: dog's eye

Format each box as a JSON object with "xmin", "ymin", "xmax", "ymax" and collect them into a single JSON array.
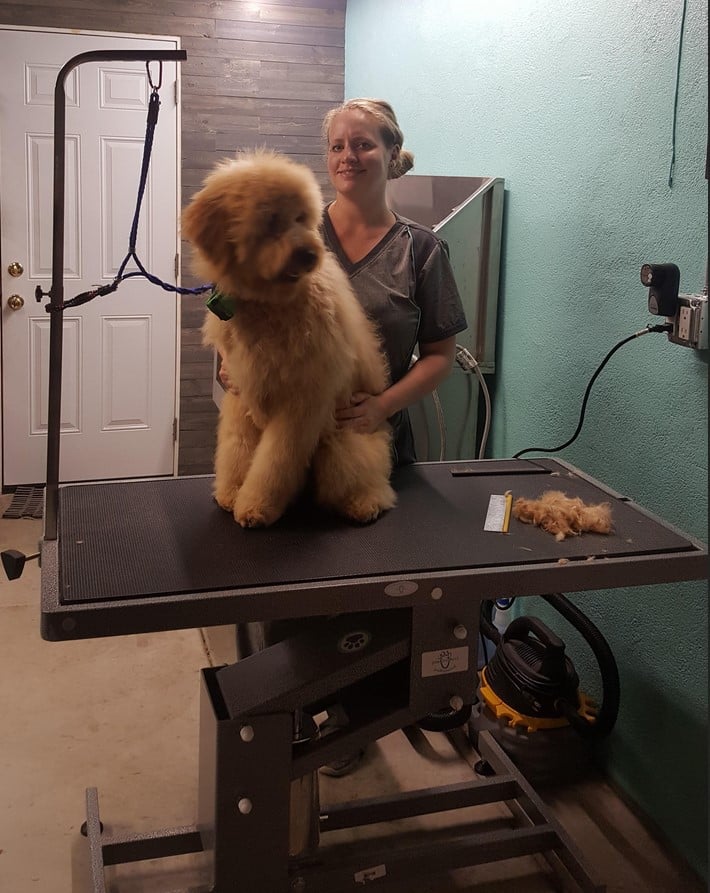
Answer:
[
  {"xmin": 295, "ymin": 213, "xmax": 307, "ymax": 224},
  {"xmin": 266, "ymin": 212, "xmax": 282, "ymax": 235}
]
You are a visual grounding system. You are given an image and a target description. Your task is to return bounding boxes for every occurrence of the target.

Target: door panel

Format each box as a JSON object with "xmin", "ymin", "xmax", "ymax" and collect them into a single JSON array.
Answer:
[{"xmin": 0, "ymin": 28, "xmax": 180, "ymax": 486}]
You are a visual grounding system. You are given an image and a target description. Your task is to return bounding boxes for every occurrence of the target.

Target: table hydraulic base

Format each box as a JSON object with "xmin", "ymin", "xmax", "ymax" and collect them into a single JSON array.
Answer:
[{"xmin": 81, "ymin": 610, "xmax": 605, "ymax": 892}]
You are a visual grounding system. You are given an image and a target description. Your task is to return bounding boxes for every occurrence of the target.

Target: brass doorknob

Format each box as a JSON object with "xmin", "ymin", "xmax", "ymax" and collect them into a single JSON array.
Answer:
[
  {"xmin": 8, "ymin": 261, "xmax": 24, "ymax": 277},
  {"xmin": 7, "ymin": 294, "xmax": 25, "ymax": 310}
]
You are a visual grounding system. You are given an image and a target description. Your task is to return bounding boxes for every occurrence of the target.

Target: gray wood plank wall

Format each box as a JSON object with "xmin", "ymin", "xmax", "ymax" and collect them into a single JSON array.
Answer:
[{"xmin": 0, "ymin": 0, "xmax": 345, "ymax": 475}]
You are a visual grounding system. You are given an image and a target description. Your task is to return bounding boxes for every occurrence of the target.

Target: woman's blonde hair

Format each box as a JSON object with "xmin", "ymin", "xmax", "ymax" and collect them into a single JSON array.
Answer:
[{"xmin": 322, "ymin": 98, "xmax": 414, "ymax": 179}]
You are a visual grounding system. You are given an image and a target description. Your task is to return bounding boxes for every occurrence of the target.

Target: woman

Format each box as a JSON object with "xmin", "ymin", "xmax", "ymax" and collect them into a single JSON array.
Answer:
[
  {"xmin": 220, "ymin": 98, "xmax": 467, "ymax": 464},
  {"xmin": 228, "ymin": 100, "xmax": 467, "ymax": 775},
  {"xmin": 322, "ymin": 98, "xmax": 466, "ymax": 464}
]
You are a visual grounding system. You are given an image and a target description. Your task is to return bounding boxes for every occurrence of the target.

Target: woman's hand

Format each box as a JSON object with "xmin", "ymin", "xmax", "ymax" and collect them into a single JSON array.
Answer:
[
  {"xmin": 218, "ymin": 358, "xmax": 239, "ymax": 394},
  {"xmin": 335, "ymin": 392, "xmax": 388, "ymax": 433}
]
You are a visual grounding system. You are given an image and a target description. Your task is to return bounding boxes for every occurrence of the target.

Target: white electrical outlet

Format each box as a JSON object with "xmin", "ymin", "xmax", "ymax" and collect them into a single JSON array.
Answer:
[
  {"xmin": 667, "ymin": 294, "xmax": 708, "ymax": 350},
  {"xmin": 677, "ymin": 306, "xmax": 693, "ymax": 341}
]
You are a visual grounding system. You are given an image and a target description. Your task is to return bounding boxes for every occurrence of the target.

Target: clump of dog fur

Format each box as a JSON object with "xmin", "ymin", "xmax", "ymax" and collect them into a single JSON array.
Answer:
[
  {"xmin": 182, "ymin": 151, "xmax": 396, "ymax": 528},
  {"xmin": 512, "ymin": 490, "xmax": 612, "ymax": 541}
]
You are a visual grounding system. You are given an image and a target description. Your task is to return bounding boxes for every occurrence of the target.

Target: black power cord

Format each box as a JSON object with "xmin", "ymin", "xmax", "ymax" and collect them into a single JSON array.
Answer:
[{"xmin": 513, "ymin": 323, "xmax": 672, "ymax": 459}]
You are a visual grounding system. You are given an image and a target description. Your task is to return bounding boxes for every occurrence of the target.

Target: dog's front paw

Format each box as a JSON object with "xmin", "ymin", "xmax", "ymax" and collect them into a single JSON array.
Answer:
[
  {"xmin": 234, "ymin": 493, "xmax": 281, "ymax": 528},
  {"xmin": 213, "ymin": 486, "xmax": 237, "ymax": 513},
  {"xmin": 343, "ymin": 502, "xmax": 383, "ymax": 524},
  {"xmin": 341, "ymin": 489, "xmax": 396, "ymax": 525}
]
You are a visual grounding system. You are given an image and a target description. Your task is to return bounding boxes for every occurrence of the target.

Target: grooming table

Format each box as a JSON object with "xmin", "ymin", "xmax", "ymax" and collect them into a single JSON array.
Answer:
[{"xmin": 40, "ymin": 458, "xmax": 707, "ymax": 893}]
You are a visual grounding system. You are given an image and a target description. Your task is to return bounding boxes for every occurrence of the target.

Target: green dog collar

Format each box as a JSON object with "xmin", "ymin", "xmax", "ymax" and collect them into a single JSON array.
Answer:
[{"xmin": 205, "ymin": 288, "xmax": 236, "ymax": 320}]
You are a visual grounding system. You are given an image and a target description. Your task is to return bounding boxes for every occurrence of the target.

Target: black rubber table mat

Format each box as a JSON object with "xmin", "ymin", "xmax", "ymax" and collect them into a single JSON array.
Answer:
[{"xmin": 57, "ymin": 461, "xmax": 694, "ymax": 604}]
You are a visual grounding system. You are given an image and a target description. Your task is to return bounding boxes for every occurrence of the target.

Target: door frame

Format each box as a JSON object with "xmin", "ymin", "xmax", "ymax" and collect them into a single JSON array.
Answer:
[{"xmin": 0, "ymin": 23, "xmax": 183, "ymax": 489}]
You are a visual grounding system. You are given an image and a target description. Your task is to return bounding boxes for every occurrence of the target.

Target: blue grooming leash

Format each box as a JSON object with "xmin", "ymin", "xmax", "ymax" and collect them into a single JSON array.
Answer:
[{"xmin": 43, "ymin": 61, "xmax": 211, "ymax": 313}]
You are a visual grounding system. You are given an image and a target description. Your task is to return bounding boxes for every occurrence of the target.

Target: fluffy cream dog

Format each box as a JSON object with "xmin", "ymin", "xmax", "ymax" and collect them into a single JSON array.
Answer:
[{"xmin": 182, "ymin": 152, "xmax": 396, "ymax": 528}]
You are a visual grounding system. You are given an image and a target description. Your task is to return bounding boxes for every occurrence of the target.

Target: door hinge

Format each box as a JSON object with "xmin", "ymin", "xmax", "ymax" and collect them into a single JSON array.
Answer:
[
  {"xmin": 174, "ymin": 252, "xmax": 179, "ymax": 280},
  {"xmin": 173, "ymin": 418, "xmax": 178, "ymax": 442},
  {"xmin": 174, "ymin": 79, "xmax": 179, "ymax": 106}
]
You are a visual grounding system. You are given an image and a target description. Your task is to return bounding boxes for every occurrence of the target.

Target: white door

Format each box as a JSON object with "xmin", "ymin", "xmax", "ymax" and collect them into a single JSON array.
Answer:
[{"xmin": 0, "ymin": 27, "xmax": 180, "ymax": 486}]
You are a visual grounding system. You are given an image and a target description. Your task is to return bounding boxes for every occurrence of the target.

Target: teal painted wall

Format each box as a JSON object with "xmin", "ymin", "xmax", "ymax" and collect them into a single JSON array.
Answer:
[{"xmin": 346, "ymin": 0, "xmax": 708, "ymax": 878}]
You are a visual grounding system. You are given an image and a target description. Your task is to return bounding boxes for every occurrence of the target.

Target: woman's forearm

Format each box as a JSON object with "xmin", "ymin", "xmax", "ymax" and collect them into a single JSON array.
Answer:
[{"xmin": 379, "ymin": 346, "xmax": 455, "ymax": 418}]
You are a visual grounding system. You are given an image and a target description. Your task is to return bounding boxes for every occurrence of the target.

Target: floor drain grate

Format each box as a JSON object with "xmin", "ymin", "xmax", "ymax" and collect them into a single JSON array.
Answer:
[{"xmin": 2, "ymin": 486, "xmax": 44, "ymax": 520}]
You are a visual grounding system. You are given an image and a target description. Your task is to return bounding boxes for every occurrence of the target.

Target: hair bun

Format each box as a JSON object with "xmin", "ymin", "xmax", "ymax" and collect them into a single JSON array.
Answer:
[{"xmin": 389, "ymin": 148, "xmax": 415, "ymax": 180}]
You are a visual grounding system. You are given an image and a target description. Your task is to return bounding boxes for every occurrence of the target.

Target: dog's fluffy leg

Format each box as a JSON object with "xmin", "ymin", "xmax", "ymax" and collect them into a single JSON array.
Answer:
[
  {"xmin": 234, "ymin": 411, "xmax": 328, "ymax": 528},
  {"xmin": 213, "ymin": 392, "xmax": 260, "ymax": 511},
  {"xmin": 313, "ymin": 429, "xmax": 396, "ymax": 523}
]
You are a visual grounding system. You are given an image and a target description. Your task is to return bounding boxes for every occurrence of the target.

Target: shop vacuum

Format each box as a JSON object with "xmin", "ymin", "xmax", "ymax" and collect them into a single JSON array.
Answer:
[{"xmin": 468, "ymin": 592, "xmax": 620, "ymax": 786}]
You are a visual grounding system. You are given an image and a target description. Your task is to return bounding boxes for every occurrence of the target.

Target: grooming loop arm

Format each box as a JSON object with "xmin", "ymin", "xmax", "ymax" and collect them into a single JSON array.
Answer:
[{"xmin": 44, "ymin": 49, "xmax": 186, "ymax": 541}]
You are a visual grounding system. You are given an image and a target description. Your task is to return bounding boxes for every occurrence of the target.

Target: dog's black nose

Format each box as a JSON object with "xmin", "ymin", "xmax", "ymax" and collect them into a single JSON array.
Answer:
[
  {"xmin": 291, "ymin": 248, "xmax": 318, "ymax": 272},
  {"xmin": 281, "ymin": 247, "xmax": 320, "ymax": 282}
]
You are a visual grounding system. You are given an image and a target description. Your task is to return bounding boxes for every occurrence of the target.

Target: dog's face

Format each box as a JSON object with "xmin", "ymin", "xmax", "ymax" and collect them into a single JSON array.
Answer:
[{"xmin": 182, "ymin": 152, "xmax": 325, "ymax": 301}]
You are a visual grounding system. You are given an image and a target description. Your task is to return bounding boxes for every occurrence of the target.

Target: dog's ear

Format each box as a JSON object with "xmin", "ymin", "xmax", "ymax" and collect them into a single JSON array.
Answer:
[{"xmin": 182, "ymin": 189, "xmax": 233, "ymax": 263}]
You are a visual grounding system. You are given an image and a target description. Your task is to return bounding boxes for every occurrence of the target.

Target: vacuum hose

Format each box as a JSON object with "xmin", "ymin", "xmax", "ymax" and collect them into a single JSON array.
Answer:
[
  {"xmin": 480, "ymin": 600, "xmax": 500, "ymax": 647},
  {"xmin": 541, "ymin": 592, "xmax": 620, "ymax": 739}
]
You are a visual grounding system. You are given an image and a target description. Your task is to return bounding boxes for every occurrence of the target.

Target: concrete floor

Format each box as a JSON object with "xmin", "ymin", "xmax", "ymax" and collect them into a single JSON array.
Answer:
[{"xmin": 0, "ymin": 498, "xmax": 702, "ymax": 893}]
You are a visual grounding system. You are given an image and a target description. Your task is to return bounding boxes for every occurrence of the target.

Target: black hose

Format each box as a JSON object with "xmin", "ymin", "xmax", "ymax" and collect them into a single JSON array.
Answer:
[
  {"xmin": 480, "ymin": 604, "xmax": 501, "ymax": 646},
  {"xmin": 542, "ymin": 592, "xmax": 620, "ymax": 739}
]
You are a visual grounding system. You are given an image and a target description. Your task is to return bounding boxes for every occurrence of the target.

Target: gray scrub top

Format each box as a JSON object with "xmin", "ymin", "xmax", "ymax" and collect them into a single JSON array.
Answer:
[{"xmin": 322, "ymin": 208, "xmax": 467, "ymax": 464}]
